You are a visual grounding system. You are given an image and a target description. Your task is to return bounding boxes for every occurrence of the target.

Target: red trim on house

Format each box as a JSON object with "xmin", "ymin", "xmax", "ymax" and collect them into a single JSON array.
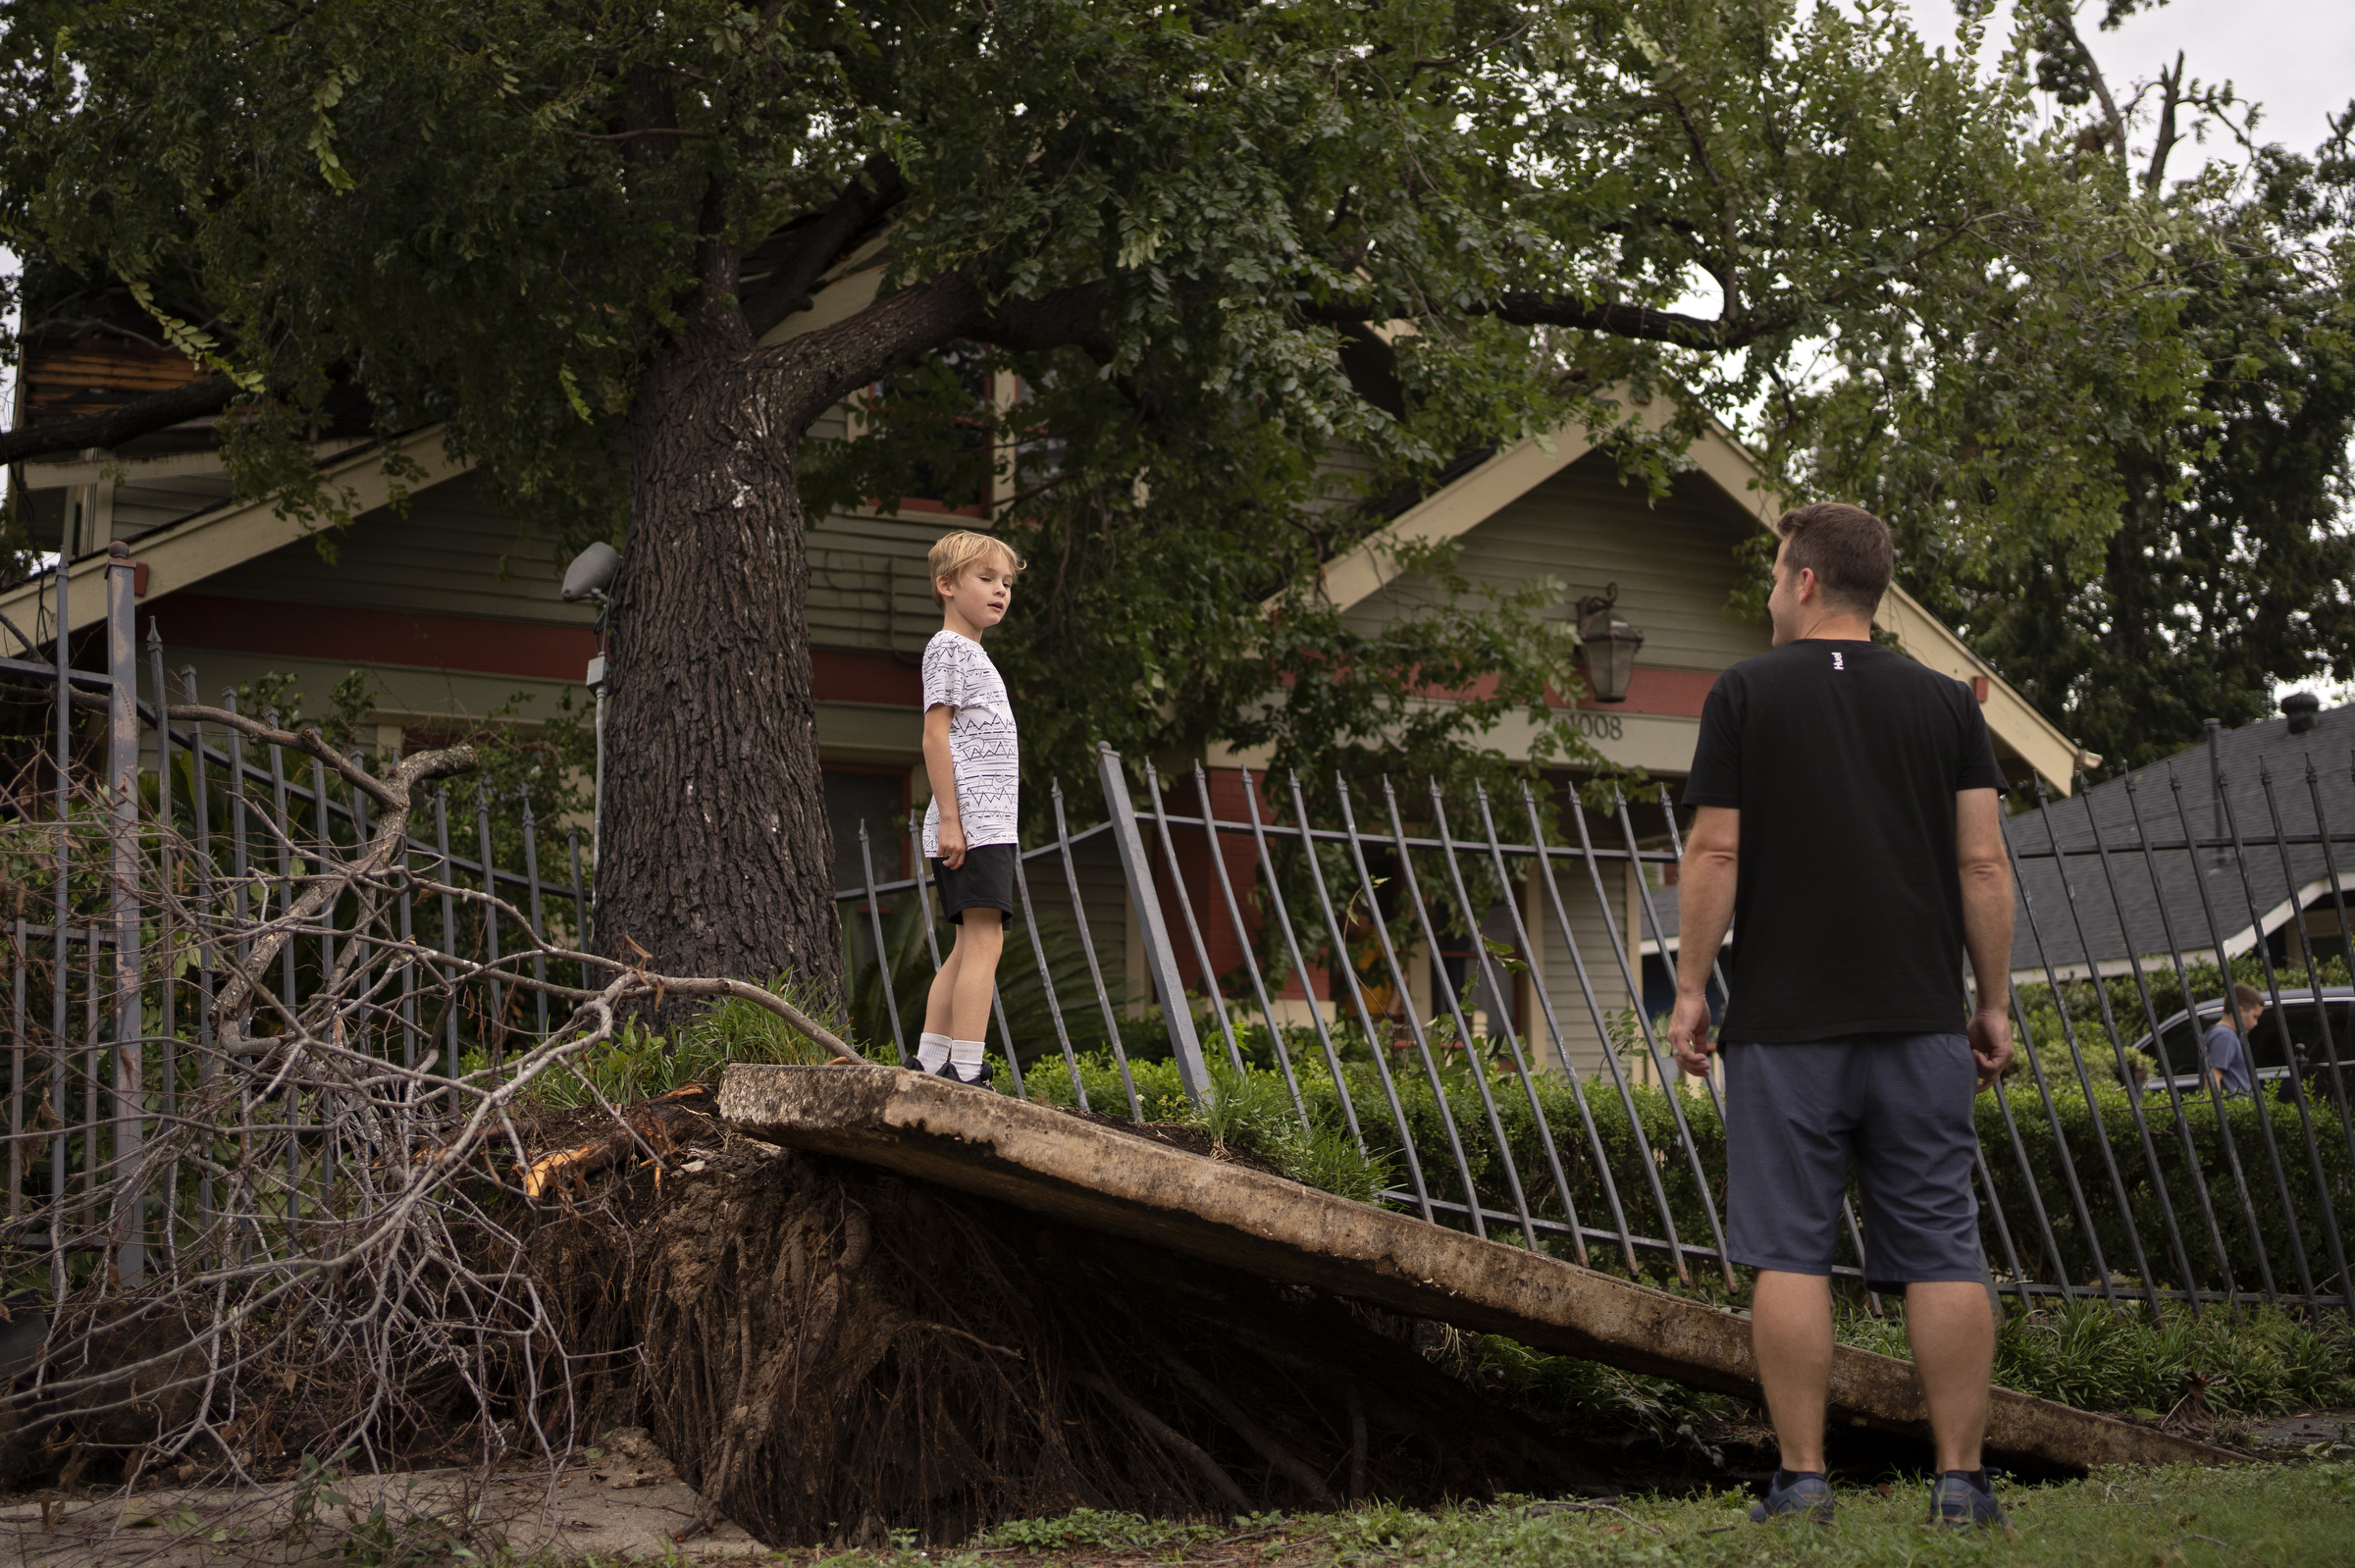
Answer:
[
  {"xmin": 811, "ymin": 649, "xmax": 923, "ymax": 706},
  {"xmin": 1573, "ymin": 665, "xmax": 1717, "ymax": 717},
  {"xmin": 139, "ymin": 594, "xmax": 938, "ymax": 709},
  {"xmin": 141, "ymin": 593, "xmax": 596, "ymax": 682},
  {"xmin": 1418, "ymin": 665, "xmax": 1718, "ymax": 717}
]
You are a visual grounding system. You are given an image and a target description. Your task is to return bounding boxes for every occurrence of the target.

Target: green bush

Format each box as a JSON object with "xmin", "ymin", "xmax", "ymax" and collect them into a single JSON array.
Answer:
[
  {"xmin": 1015, "ymin": 1038, "xmax": 2354, "ymax": 1301},
  {"xmin": 514, "ymin": 973, "xmax": 848, "ymax": 1108},
  {"xmin": 1977, "ymin": 1072, "xmax": 2355, "ymax": 1298},
  {"xmin": 1838, "ymin": 1296, "xmax": 2355, "ymax": 1416}
]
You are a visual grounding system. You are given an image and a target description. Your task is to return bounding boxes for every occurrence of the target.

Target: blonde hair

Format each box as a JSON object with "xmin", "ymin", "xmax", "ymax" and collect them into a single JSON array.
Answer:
[{"xmin": 928, "ymin": 530, "xmax": 1022, "ymax": 606}]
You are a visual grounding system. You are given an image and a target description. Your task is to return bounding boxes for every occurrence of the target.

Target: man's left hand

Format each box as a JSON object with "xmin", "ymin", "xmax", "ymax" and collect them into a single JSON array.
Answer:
[
  {"xmin": 1667, "ymin": 991, "xmax": 1716, "ymax": 1077},
  {"xmin": 1968, "ymin": 1007, "xmax": 2014, "ymax": 1091}
]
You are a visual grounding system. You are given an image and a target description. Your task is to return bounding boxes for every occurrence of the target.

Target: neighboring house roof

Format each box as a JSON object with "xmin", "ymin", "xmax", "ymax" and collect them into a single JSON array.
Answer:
[
  {"xmin": 2000, "ymin": 701, "xmax": 2355, "ymax": 981},
  {"xmin": 1312, "ymin": 398, "xmax": 2083, "ymax": 794},
  {"xmin": 1639, "ymin": 701, "xmax": 2355, "ymax": 982}
]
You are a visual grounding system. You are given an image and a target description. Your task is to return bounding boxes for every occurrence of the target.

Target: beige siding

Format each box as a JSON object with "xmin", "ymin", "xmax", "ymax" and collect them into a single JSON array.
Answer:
[
  {"xmin": 196, "ymin": 471, "xmax": 589, "ymax": 626},
  {"xmin": 807, "ymin": 509, "xmax": 960, "ymax": 653},
  {"xmin": 1524, "ymin": 861, "xmax": 1643, "ymax": 1078},
  {"xmin": 113, "ymin": 474, "xmax": 233, "ymax": 541},
  {"xmin": 1343, "ymin": 448, "xmax": 1772, "ymax": 675}
]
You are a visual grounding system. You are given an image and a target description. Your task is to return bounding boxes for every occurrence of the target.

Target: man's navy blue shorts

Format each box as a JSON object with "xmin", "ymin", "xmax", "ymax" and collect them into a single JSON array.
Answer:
[
  {"xmin": 1722, "ymin": 1033, "xmax": 1984, "ymax": 1290},
  {"xmin": 930, "ymin": 844, "xmax": 1016, "ymax": 922}
]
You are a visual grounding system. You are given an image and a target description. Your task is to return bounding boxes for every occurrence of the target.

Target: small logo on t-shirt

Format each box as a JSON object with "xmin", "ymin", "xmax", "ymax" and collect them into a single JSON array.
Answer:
[{"xmin": 1831, "ymin": 651, "xmax": 1845, "ymax": 671}]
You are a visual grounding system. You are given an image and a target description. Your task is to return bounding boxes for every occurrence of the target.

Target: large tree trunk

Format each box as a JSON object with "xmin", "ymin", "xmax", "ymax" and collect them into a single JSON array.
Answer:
[{"xmin": 600, "ymin": 325, "xmax": 844, "ymax": 1015}]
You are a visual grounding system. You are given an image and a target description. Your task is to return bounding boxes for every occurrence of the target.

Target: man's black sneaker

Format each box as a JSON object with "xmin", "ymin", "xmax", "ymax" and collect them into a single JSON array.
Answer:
[
  {"xmin": 1928, "ymin": 1470, "xmax": 2009, "ymax": 1531},
  {"xmin": 1750, "ymin": 1471, "xmax": 1834, "ymax": 1524}
]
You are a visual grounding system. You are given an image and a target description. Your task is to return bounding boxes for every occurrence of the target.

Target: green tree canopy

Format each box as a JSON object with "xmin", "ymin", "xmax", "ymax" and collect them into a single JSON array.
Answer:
[
  {"xmin": 1808, "ymin": 3, "xmax": 2355, "ymax": 776},
  {"xmin": 0, "ymin": 0, "xmax": 2197, "ymax": 993}
]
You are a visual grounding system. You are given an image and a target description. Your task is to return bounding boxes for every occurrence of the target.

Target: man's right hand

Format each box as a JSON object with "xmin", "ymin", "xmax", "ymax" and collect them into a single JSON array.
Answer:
[
  {"xmin": 937, "ymin": 819, "xmax": 968, "ymax": 870},
  {"xmin": 1667, "ymin": 990, "xmax": 1716, "ymax": 1076},
  {"xmin": 1968, "ymin": 1006, "xmax": 2014, "ymax": 1091}
]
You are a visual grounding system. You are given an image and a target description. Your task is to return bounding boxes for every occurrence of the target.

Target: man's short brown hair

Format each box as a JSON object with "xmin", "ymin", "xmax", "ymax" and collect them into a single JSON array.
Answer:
[
  {"xmin": 2230, "ymin": 982, "xmax": 2267, "ymax": 1019},
  {"xmin": 1774, "ymin": 502, "xmax": 1894, "ymax": 616}
]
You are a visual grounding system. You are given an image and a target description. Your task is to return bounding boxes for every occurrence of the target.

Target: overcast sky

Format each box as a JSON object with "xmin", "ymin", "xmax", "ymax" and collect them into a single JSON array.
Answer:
[{"xmin": 1900, "ymin": 0, "xmax": 2353, "ymax": 155}]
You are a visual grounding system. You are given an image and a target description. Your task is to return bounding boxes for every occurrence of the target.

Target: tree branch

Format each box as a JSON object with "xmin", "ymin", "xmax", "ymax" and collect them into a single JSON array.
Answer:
[
  {"xmin": 1299, "ymin": 290, "xmax": 1794, "ymax": 350},
  {"xmin": 2145, "ymin": 52, "xmax": 2185, "ymax": 194},
  {"xmin": 0, "ymin": 374, "xmax": 237, "ymax": 467},
  {"xmin": 1482, "ymin": 291, "xmax": 1794, "ymax": 348},
  {"xmin": 2048, "ymin": 1, "xmax": 2128, "ymax": 170},
  {"xmin": 740, "ymin": 156, "xmax": 907, "ymax": 340},
  {"xmin": 763, "ymin": 272, "xmax": 1118, "ymax": 432},
  {"xmin": 766, "ymin": 271, "xmax": 990, "ymax": 432}
]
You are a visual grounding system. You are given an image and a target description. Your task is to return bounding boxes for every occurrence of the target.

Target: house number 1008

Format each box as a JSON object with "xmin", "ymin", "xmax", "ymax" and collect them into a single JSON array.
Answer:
[{"xmin": 1572, "ymin": 713, "xmax": 1625, "ymax": 741}]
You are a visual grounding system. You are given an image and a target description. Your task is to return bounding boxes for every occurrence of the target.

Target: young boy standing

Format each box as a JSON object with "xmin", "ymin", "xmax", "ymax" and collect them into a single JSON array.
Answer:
[{"xmin": 916, "ymin": 531, "xmax": 1021, "ymax": 1085}]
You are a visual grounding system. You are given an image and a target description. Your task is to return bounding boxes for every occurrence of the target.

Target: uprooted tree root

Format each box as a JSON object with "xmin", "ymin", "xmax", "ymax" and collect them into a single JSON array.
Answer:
[{"xmin": 530, "ymin": 1130, "xmax": 1618, "ymax": 1546}]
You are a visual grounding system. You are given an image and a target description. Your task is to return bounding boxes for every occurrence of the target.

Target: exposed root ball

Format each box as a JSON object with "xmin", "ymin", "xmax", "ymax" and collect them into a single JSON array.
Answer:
[{"xmin": 535, "ymin": 1139, "xmax": 1612, "ymax": 1546}]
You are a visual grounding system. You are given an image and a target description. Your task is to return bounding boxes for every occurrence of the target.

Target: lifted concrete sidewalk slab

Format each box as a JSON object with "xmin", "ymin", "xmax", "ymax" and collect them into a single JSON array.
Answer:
[{"xmin": 720, "ymin": 1064, "xmax": 2234, "ymax": 1473}]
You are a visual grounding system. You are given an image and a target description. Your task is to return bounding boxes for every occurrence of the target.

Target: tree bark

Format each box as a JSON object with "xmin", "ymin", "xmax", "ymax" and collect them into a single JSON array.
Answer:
[
  {"xmin": 595, "ymin": 256, "xmax": 1105, "ymax": 1013},
  {"xmin": 599, "ymin": 309, "xmax": 845, "ymax": 1016}
]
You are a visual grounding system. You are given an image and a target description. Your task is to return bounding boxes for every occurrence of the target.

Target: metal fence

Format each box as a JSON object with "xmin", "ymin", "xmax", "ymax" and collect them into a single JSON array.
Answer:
[
  {"xmin": 840, "ymin": 740, "xmax": 2355, "ymax": 1318},
  {"xmin": 2, "ymin": 547, "xmax": 593, "ymax": 1291},
  {"xmin": 7, "ymin": 542, "xmax": 2353, "ymax": 1320}
]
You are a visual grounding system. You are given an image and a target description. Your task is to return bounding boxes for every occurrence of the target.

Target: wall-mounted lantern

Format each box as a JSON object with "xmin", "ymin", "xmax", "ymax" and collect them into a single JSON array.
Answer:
[{"xmin": 1575, "ymin": 583, "xmax": 1645, "ymax": 704}]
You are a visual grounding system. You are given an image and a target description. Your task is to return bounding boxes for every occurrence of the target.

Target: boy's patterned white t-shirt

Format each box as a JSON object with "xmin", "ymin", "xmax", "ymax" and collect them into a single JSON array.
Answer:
[{"xmin": 920, "ymin": 630, "xmax": 1020, "ymax": 855}]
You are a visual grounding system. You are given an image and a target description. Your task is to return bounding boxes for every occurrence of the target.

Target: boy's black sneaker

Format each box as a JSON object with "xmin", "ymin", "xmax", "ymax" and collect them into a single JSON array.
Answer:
[
  {"xmin": 1749, "ymin": 1471, "xmax": 1834, "ymax": 1524},
  {"xmin": 1927, "ymin": 1470, "xmax": 2009, "ymax": 1531}
]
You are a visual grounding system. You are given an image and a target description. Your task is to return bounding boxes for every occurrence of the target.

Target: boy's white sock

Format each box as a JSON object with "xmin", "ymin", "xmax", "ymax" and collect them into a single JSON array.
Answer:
[
  {"xmin": 916, "ymin": 1032, "xmax": 952, "ymax": 1072},
  {"xmin": 950, "ymin": 1038, "xmax": 986, "ymax": 1072}
]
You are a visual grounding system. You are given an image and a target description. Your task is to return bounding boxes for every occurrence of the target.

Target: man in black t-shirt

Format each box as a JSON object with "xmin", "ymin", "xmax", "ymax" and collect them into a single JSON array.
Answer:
[{"xmin": 1666, "ymin": 501, "xmax": 2018, "ymax": 1531}]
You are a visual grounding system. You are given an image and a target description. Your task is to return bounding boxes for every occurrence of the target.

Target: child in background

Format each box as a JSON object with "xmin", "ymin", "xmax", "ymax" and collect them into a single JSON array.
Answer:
[{"xmin": 916, "ymin": 531, "xmax": 1022, "ymax": 1084}]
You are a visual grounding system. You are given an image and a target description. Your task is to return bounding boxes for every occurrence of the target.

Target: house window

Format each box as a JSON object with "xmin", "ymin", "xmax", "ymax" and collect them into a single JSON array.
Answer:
[
  {"xmin": 864, "ymin": 342, "xmax": 997, "ymax": 517},
  {"xmin": 823, "ymin": 766, "xmax": 911, "ymax": 895}
]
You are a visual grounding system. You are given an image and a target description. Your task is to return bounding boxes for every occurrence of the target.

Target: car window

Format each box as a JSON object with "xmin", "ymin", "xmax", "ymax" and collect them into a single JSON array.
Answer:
[{"xmin": 2152, "ymin": 1014, "xmax": 2211, "ymax": 1077}]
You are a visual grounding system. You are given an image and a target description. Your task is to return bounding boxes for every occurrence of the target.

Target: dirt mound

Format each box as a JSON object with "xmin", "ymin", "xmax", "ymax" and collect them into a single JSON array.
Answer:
[{"xmin": 532, "ymin": 1132, "xmax": 1615, "ymax": 1546}]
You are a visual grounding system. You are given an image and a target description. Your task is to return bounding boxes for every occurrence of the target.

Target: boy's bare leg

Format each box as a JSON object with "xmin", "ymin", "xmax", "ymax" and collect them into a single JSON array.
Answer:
[
  {"xmin": 922, "ymin": 941, "xmax": 965, "ymax": 1039},
  {"xmin": 1905, "ymin": 1280, "xmax": 1995, "ymax": 1474},
  {"xmin": 1751, "ymin": 1270, "xmax": 1833, "ymax": 1473},
  {"xmin": 947, "ymin": 912, "xmax": 1005, "ymax": 1043}
]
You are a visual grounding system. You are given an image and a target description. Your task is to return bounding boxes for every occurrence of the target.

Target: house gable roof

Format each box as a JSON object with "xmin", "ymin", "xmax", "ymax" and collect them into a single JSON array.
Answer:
[
  {"xmin": 1312, "ymin": 397, "xmax": 2083, "ymax": 794},
  {"xmin": 1, "ymin": 427, "xmax": 472, "ymax": 656}
]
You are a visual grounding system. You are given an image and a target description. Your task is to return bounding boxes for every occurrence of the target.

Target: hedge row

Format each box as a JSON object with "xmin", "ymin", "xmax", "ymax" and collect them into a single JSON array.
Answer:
[{"xmin": 1015, "ymin": 1043, "xmax": 2355, "ymax": 1298}]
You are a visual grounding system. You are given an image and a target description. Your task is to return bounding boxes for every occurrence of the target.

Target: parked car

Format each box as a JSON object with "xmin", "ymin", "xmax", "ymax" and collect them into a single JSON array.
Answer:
[{"xmin": 2128, "ymin": 987, "xmax": 2355, "ymax": 1102}]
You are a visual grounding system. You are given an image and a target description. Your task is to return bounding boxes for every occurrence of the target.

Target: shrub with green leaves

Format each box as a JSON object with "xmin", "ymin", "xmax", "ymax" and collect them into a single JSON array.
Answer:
[{"xmin": 514, "ymin": 973, "xmax": 849, "ymax": 1109}]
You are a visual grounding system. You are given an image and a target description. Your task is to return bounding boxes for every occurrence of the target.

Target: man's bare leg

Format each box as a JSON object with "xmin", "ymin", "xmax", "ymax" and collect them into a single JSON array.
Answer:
[
  {"xmin": 1751, "ymin": 1270, "xmax": 1833, "ymax": 1473},
  {"xmin": 1905, "ymin": 1281, "xmax": 1996, "ymax": 1474}
]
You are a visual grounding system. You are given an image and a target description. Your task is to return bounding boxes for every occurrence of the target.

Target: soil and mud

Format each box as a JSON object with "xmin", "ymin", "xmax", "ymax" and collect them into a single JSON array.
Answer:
[{"xmin": 532, "ymin": 1128, "xmax": 1626, "ymax": 1545}]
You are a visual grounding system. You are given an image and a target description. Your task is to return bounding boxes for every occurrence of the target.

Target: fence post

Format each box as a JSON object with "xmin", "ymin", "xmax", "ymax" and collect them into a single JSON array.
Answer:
[
  {"xmin": 1095, "ymin": 745, "xmax": 1211, "ymax": 1104},
  {"xmin": 105, "ymin": 543, "xmax": 145, "ymax": 1286}
]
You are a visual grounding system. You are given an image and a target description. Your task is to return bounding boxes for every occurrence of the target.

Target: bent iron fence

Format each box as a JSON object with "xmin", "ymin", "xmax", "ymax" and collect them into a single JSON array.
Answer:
[{"xmin": 5, "ymin": 545, "xmax": 2354, "ymax": 1326}]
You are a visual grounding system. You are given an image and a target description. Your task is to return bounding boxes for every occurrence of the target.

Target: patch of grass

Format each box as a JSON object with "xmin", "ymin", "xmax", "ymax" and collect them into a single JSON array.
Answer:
[
  {"xmin": 1189, "ymin": 1059, "xmax": 1391, "ymax": 1204},
  {"xmin": 783, "ymin": 1462, "xmax": 2355, "ymax": 1566},
  {"xmin": 1836, "ymin": 1297, "xmax": 2355, "ymax": 1417},
  {"xmin": 513, "ymin": 973, "xmax": 851, "ymax": 1109}
]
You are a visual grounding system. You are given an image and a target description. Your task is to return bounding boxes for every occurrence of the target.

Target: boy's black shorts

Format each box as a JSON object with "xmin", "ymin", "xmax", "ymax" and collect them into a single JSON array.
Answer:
[{"xmin": 930, "ymin": 844, "xmax": 1016, "ymax": 922}]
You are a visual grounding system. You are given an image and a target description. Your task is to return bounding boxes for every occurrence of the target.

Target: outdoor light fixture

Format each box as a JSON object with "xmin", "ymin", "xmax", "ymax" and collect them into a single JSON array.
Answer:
[
  {"xmin": 1574, "ymin": 583, "xmax": 1645, "ymax": 704},
  {"xmin": 561, "ymin": 541, "xmax": 621, "ymax": 603}
]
